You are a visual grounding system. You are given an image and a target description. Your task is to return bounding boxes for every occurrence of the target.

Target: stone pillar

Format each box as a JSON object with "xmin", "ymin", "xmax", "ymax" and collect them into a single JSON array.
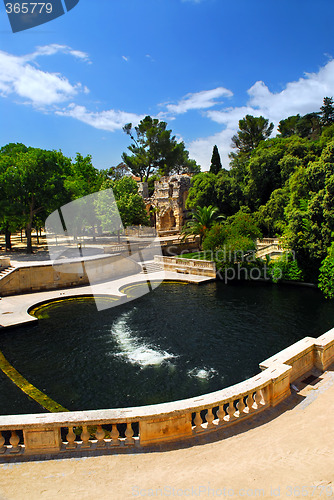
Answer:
[
  {"xmin": 315, "ymin": 328, "xmax": 334, "ymax": 371},
  {"xmin": 266, "ymin": 364, "xmax": 292, "ymax": 407},
  {"xmin": 139, "ymin": 414, "xmax": 192, "ymax": 446},
  {"xmin": 23, "ymin": 427, "xmax": 62, "ymax": 454}
]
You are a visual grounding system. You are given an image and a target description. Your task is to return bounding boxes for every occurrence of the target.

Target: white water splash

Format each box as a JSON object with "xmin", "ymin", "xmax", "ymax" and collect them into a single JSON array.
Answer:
[
  {"xmin": 110, "ymin": 311, "xmax": 175, "ymax": 367},
  {"xmin": 187, "ymin": 367, "xmax": 218, "ymax": 380}
]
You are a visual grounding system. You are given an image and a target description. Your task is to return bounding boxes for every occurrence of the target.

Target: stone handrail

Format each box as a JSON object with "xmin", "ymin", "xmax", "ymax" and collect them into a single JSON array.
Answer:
[
  {"xmin": 154, "ymin": 255, "xmax": 216, "ymax": 277},
  {"xmin": 257, "ymin": 238, "xmax": 281, "ymax": 247},
  {"xmin": 0, "ymin": 328, "xmax": 333, "ymax": 458},
  {"xmin": 256, "ymin": 244, "xmax": 285, "ymax": 259}
]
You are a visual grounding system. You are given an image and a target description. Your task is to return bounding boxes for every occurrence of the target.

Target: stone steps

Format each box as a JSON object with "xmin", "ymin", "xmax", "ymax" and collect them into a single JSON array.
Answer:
[
  {"xmin": 0, "ymin": 266, "xmax": 15, "ymax": 279},
  {"xmin": 140, "ymin": 262, "xmax": 163, "ymax": 274}
]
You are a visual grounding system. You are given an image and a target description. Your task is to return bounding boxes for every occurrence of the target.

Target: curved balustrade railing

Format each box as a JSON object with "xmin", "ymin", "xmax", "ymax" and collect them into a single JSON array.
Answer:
[{"xmin": 0, "ymin": 329, "xmax": 333, "ymax": 458}]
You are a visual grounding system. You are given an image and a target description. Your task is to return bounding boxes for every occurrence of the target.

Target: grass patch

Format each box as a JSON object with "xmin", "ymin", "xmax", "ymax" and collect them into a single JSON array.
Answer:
[{"xmin": 178, "ymin": 251, "xmax": 213, "ymax": 260}]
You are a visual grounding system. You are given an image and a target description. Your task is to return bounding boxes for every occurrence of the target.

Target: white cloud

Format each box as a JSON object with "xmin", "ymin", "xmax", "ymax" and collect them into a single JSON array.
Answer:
[
  {"xmin": 122, "ymin": 56, "xmax": 129, "ymax": 62},
  {"xmin": 187, "ymin": 59, "xmax": 334, "ymax": 170},
  {"xmin": 56, "ymin": 104, "xmax": 144, "ymax": 132},
  {"xmin": 0, "ymin": 45, "xmax": 91, "ymax": 107},
  {"xmin": 165, "ymin": 87, "xmax": 233, "ymax": 114},
  {"xmin": 0, "ymin": 52, "xmax": 79, "ymax": 106},
  {"xmin": 24, "ymin": 44, "xmax": 91, "ymax": 63}
]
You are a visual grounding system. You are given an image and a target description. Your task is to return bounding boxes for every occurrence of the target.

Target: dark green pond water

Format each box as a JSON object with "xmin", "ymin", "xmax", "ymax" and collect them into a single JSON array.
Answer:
[{"xmin": 0, "ymin": 280, "xmax": 334, "ymax": 415}]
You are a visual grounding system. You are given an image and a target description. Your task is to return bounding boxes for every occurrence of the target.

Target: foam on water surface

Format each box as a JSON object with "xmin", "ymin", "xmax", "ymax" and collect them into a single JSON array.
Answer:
[{"xmin": 110, "ymin": 310, "xmax": 175, "ymax": 367}]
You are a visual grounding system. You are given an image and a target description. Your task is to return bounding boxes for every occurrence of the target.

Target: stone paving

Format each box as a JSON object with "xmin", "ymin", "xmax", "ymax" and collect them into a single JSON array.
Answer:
[
  {"xmin": 0, "ymin": 368, "xmax": 333, "ymax": 499},
  {"xmin": 0, "ymin": 264, "xmax": 213, "ymax": 327}
]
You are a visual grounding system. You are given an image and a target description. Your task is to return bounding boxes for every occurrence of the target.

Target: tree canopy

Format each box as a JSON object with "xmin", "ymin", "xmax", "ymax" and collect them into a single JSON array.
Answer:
[
  {"xmin": 186, "ymin": 98, "xmax": 334, "ymax": 291},
  {"xmin": 122, "ymin": 116, "xmax": 200, "ymax": 181},
  {"xmin": 231, "ymin": 115, "xmax": 274, "ymax": 154}
]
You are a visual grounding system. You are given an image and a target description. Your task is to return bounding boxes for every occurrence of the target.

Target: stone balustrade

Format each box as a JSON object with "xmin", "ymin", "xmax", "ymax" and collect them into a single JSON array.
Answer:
[
  {"xmin": 154, "ymin": 255, "xmax": 216, "ymax": 277},
  {"xmin": 0, "ymin": 258, "xmax": 11, "ymax": 270},
  {"xmin": 1, "ymin": 328, "xmax": 333, "ymax": 459},
  {"xmin": 257, "ymin": 238, "xmax": 281, "ymax": 247},
  {"xmin": 256, "ymin": 244, "xmax": 285, "ymax": 259}
]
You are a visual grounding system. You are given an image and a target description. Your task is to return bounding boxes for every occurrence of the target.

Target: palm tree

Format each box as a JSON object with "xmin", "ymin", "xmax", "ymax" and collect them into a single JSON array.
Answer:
[{"xmin": 181, "ymin": 205, "xmax": 223, "ymax": 248}]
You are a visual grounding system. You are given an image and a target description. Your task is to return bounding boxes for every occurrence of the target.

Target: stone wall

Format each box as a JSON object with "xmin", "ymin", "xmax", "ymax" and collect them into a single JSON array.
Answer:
[{"xmin": 0, "ymin": 254, "xmax": 141, "ymax": 297}]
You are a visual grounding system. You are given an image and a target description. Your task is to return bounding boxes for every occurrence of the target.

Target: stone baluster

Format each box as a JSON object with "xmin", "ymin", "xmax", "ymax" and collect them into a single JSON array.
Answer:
[
  {"xmin": 66, "ymin": 427, "xmax": 77, "ymax": 449},
  {"xmin": 80, "ymin": 426, "xmax": 91, "ymax": 448},
  {"xmin": 227, "ymin": 401, "xmax": 236, "ymax": 422},
  {"xmin": 95, "ymin": 425, "xmax": 106, "ymax": 447},
  {"xmin": 205, "ymin": 408, "xmax": 215, "ymax": 429},
  {"xmin": 0, "ymin": 431, "xmax": 5, "ymax": 454},
  {"xmin": 110, "ymin": 424, "xmax": 120, "ymax": 446},
  {"xmin": 217, "ymin": 405, "xmax": 226, "ymax": 424},
  {"xmin": 193, "ymin": 411, "xmax": 203, "ymax": 431},
  {"xmin": 253, "ymin": 390, "xmax": 262, "ymax": 410},
  {"xmin": 246, "ymin": 393, "xmax": 255, "ymax": 413},
  {"xmin": 125, "ymin": 423, "xmax": 135, "ymax": 445},
  {"xmin": 9, "ymin": 430, "xmax": 20, "ymax": 453},
  {"xmin": 262, "ymin": 385, "xmax": 270, "ymax": 405},
  {"xmin": 236, "ymin": 396, "xmax": 246, "ymax": 417}
]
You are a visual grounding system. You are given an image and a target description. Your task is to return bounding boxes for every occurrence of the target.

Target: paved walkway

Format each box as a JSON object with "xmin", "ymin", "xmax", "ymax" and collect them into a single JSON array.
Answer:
[
  {"xmin": 0, "ymin": 369, "xmax": 333, "ymax": 499},
  {"xmin": 0, "ymin": 266, "xmax": 213, "ymax": 328}
]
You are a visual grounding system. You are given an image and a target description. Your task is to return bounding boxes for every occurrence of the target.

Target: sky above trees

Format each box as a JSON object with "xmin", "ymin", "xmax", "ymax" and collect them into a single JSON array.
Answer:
[{"xmin": 0, "ymin": 0, "xmax": 333, "ymax": 170}]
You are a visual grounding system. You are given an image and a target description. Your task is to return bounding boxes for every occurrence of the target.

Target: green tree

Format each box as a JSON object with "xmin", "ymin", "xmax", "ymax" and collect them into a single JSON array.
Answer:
[
  {"xmin": 122, "ymin": 116, "xmax": 199, "ymax": 181},
  {"xmin": 231, "ymin": 115, "xmax": 274, "ymax": 154},
  {"xmin": 186, "ymin": 172, "xmax": 218, "ymax": 210},
  {"xmin": 64, "ymin": 153, "xmax": 101, "ymax": 199},
  {"xmin": 0, "ymin": 147, "xmax": 71, "ymax": 253},
  {"xmin": 277, "ymin": 115, "xmax": 301, "ymax": 137},
  {"xmin": 283, "ymin": 139, "xmax": 334, "ymax": 281},
  {"xmin": 320, "ymin": 97, "xmax": 334, "ymax": 127},
  {"xmin": 97, "ymin": 177, "xmax": 149, "ymax": 240},
  {"xmin": 255, "ymin": 188, "xmax": 289, "ymax": 236},
  {"xmin": 181, "ymin": 205, "xmax": 222, "ymax": 248},
  {"xmin": 318, "ymin": 243, "xmax": 334, "ymax": 299},
  {"xmin": 295, "ymin": 112, "xmax": 321, "ymax": 140},
  {"xmin": 209, "ymin": 145, "xmax": 222, "ymax": 174},
  {"xmin": 202, "ymin": 211, "xmax": 261, "ymax": 270}
]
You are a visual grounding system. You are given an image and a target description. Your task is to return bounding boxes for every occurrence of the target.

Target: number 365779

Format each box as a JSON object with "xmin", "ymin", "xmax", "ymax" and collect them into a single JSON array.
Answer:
[{"xmin": 5, "ymin": 3, "xmax": 53, "ymax": 14}]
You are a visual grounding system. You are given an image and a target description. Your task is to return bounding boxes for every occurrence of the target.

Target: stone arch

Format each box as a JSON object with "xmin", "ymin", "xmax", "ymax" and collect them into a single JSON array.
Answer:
[{"xmin": 159, "ymin": 209, "xmax": 176, "ymax": 231}]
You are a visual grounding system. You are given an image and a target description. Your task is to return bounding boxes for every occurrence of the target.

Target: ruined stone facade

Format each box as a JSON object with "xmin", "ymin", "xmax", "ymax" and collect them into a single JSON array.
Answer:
[{"xmin": 139, "ymin": 175, "xmax": 191, "ymax": 235}]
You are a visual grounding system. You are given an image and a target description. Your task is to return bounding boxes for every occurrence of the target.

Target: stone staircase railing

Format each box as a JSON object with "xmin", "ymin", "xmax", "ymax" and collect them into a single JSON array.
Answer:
[
  {"xmin": 256, "ymin": 244, "xmax": 285, "ymax": 259},
  {"xmin": 154, "ymin": 255, "xmax": 216, "ymax": 277},
  {"xmin": 1, "ymin": 328, "xmax": 333, "ymax": 459}
]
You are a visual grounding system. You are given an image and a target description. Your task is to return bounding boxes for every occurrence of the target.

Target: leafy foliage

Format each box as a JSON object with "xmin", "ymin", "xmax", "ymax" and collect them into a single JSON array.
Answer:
[
  {"xmin": 318, "ymin": 243, "xmax": 334, "ymax": 299},
  {"xmin": 181, "ymin": 205, "xmax": 222, "ymax": 247},
  {"xmin": 268, "ymin": 253, "xmax": 304, "ymax": 283},
  {"xmin": 122, "ymin": 116, "xmax": 199, "ymax": 181},
  {"xmin": 231, "ymin": 115, "xmax": 274, "ymax": 154}
]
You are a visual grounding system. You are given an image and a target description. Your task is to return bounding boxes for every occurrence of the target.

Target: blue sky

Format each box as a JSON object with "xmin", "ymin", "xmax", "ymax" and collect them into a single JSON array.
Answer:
[{"xmin": 0, "ymin": 0, "xmax": 334, "ymax": 171}]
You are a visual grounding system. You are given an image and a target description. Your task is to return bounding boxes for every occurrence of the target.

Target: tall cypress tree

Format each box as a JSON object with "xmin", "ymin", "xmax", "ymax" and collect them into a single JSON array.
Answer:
[{"xmin": 210, "ymin": 145, "xmax": 222, "ymax": 174}]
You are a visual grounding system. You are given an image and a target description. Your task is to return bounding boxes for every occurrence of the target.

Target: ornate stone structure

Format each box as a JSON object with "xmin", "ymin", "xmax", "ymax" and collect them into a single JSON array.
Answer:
[{"xmin": 140, "ymin": 175, "xmax": 191, "ymax": 235}]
